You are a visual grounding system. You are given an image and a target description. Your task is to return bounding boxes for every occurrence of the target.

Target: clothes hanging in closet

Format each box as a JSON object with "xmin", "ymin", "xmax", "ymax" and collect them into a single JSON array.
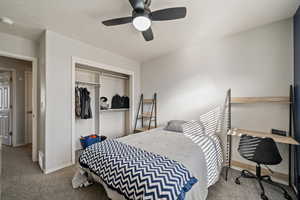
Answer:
[
  {"xmin": 75, "ymin": 87, "xmax": 81, "ymax": 117},
  {"xmin": 75, "ymin": 87, "xmax": 93, "ymax": 119}
]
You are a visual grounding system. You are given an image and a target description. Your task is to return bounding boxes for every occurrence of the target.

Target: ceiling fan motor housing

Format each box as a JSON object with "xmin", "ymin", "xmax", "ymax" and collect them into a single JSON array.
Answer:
[
  {"xmin": 132, "ymin": 9, "xmax": 151, "ymax": 19},
  {"xmin": 132, "ymin": 9, "xmax": 152, "ymax": 31}
]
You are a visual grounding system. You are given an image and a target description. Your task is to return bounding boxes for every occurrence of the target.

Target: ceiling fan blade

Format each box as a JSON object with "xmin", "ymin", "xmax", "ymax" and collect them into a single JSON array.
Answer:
[
  {"xmin": 151, "ymin": 7, "xmax": 187, "ymax": 21},
  {"xmin": 142, "ymin": 28, "xmax": 154, "ymax": 41},
  {"xmin": 102, "ymin": 17, "xmax": 132, "ymax": 26},
  {"xmin": 129, "ymin": 0, "xmax": 144, "ymax": 10}
]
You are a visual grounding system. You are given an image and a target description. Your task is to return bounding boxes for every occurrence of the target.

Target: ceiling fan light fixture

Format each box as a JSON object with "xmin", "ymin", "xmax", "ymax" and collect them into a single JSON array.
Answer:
[
  {"xmin": 102, "ymin": 0, "xmax": 187, "ymax": 41},
  {"xmin": 132, "ymin": 16, "xmax": 151, "ymax": 32}
]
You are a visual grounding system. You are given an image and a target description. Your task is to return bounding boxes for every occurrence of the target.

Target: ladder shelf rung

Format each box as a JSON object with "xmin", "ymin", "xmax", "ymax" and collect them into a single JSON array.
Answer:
[
  {"xmin": 143, "ymin": 99, "xmax": 154, "ymax": 104},
  {"xmin": 134, "ymin": 126, "xmax": 156, "ymax": 133},
  {"xmin": 134, "ymin": 93, "xmax": 157, "ymax": 133},
  {"xmin": 138, "ymin": 115, "xmax": 156, "ymax": 119}
]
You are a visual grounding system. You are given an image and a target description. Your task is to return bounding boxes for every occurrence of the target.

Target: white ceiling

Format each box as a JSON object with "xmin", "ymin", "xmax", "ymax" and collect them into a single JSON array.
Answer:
[{"xmin": 0, "ymin": 0, "xmax": 299, "ymax": 62}]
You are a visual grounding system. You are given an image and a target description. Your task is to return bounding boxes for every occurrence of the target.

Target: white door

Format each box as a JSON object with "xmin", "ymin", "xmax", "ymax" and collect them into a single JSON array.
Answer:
[
  {"xmin": 25, "ymin": 72, "xmax": 32, "ymax": 144},
  {"xmin": 0, "ymin": 72, "xmax": 12, "ymax": 146}
]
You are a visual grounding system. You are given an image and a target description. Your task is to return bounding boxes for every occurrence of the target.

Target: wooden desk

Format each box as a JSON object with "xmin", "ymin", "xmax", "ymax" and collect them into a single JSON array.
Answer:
[
  {"xmin": 227, "ymin": 128, "xmax": 299, "ymax": 184},
  {"xmin": 228, "ymin": 128, "xmax": 299, "ymax": 145},
  {"xmin": 225, "ymin": 87, "xmax": 297, "ymax": 189}
]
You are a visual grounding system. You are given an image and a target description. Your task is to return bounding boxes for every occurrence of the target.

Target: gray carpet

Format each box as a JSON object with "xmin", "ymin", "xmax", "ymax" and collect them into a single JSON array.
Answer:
[{"xmin": 1, "ymin": 145, "xmax": 296, "ymax": 200}]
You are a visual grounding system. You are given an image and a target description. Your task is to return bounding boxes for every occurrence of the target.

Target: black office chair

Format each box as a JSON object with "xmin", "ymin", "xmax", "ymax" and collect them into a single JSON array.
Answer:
[{"xmin": 235, "ymin": 135, "xmax": 292, "ymax": 200}]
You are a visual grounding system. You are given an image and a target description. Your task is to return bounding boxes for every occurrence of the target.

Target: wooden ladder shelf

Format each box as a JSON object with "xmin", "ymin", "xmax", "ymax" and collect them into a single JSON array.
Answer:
[{"xmin": 134, "ymin": 93, "xmax": 157, "ymax": 133}]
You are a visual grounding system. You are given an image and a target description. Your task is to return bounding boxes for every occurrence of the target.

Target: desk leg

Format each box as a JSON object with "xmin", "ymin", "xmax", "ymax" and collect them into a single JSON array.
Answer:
[
  {"xmin": 289, "ymin": 144, "xmax": 292, "ymax": 186},
  {"xmin": 226, "ymin": 134, "xmax": 232, "ymax": 181}
]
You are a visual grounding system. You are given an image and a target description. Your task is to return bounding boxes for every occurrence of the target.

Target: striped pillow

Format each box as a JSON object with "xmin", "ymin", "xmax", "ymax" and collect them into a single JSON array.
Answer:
[
  {"xmin": 199, "ymin": 107, "xmax": 221, "ymax": 137},
  {"xmin": 182, "ymin": 120, "xmax": 219, "ymax": 186},
  {"xmin": 182, "ymin": 120, "xmax": 205, "ymax": 139}
]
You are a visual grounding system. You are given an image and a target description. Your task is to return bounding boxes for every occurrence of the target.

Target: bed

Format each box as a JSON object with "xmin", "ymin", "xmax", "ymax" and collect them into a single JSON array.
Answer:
[
  {"xmin": 77, "ymin": 125, "xmax": 225, "ymax": 200},
  {"xmin": 75, "ymin": 93, "xmax": 229, "ymax": 200}
]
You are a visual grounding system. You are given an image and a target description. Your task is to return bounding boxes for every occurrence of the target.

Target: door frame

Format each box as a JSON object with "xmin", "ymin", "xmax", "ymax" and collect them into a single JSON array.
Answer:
[
  {"xmin": 24, "ymin": 71, "xmax": 33, "ymax": 144},
  {"xmin": 71, "ymin": 57, "xmax": 135, "ymax": 164},
  {"xmin": 0, "ymin": 51, "xmax": 38, "ymax": 162}
]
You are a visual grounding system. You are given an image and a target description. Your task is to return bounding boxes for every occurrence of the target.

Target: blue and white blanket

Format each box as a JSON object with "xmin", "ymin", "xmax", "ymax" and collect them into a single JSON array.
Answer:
[{"xmin": 79, "ymin": 139, "xmax": 198, "ymax": 200}]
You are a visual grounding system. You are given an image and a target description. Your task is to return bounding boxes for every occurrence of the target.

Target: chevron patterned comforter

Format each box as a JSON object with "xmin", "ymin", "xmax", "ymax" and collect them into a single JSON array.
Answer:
[
  {"xmin": 79, "ymin": 139, "xmax": 198, "ymax": 200},
  {"xmin": 79, "ymin": 128, "xmax": 218, "ymax": 200}
]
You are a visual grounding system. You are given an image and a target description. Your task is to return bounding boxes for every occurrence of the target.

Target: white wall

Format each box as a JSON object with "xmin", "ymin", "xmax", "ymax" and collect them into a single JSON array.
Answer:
[
  {"xmin": 44, "ymin": 30, "xmax": 141, "ymax": 172},
  {"xmin": 141, "ymin": 19, "xmax": 293, "ymax": 175},
  {"xmin": 37, "ymin": 32, "xmax": 46, "ymax": 169},
  {"xmin": 0, "ymin": 32, "xmax": 37, "ymax": 58}
]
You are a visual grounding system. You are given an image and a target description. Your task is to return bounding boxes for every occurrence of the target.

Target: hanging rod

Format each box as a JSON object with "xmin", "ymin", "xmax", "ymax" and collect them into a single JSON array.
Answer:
[
  {"xmin": 75, "ymin": 80, "xmax": 101, "ymax": 87},
  {"xmin": 76, "ymin": 66, "xmax": 128, "ymax": 80},
  {"xmin": 76, "ymin": 68, "xmax": 101, "ymax": 75},
  {"xmin": 101, "ymin": 72, "xmax": 129, "ymax": 80}
]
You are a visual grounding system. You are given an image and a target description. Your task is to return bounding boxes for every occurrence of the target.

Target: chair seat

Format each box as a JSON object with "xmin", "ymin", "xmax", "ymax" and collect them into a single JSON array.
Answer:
[
  {"xmin": 238, "ymin": 135, "xmax": 282, "ymax": 165},
  {"xmin": 236, "ymin": 135, "xmax": 290, "ymax": 200}
]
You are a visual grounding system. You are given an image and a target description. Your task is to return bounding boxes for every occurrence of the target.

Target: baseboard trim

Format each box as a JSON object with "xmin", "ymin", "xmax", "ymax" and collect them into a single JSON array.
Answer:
[
  {"xmin": 13, "ymin": 143, "xmax": 26, "ymax": 147},
  {"xmin": 231, "ymin": 160, "xmax": 288, "ymax": 185},
  {"xmin": 44, "ymin": 162, "xmax": 74, "ymax": 174}
]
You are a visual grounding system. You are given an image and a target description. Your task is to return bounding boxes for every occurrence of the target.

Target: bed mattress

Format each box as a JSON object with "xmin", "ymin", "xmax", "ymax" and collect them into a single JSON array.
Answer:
[{"xmin": 81, "ymin": 127, "xmax": 223, "ymax": 200}]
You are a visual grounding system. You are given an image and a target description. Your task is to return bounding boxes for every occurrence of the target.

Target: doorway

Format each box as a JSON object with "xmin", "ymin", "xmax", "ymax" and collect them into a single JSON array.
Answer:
[
  {"xmin": 0, "ymin": 71, "xmax": 12, "ymax": 146},
  {"xmin": 0, "ymin": 54, "xmax": 37, "ymax": 163}
]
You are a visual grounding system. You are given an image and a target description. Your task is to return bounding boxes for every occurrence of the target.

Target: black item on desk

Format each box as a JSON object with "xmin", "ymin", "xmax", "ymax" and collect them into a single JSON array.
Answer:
[
  {"xmin": 234, "ymin": 135, "xmax": 292, "ymax": 200},
  {"xmin": 271, "ymin": 129, "xmax": 287, "ymax": 136}
]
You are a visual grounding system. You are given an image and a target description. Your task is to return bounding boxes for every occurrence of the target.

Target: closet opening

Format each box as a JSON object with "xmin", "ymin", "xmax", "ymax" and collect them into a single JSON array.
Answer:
[{"xmin": 71, "ymin": 58, "xmax": 135, "ymax": 164}]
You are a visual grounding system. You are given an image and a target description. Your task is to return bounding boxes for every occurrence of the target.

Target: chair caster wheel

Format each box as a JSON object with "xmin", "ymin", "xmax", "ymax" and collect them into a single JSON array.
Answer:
[
  {"xmin": 284, "ymin": 193, "xmax": 292, "ymax": 200},
  {"xmin": 261, "ymin": 194, "xmax": 268, "ymax": 200},
  {"xmin": 235, "ymin": 178, "xmax": 240, "ymax": 185}
]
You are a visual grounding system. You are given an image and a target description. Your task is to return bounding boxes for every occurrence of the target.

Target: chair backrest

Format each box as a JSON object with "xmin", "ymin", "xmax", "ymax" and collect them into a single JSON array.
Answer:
[{"xmin": 238, "ymin": 135, "xmax": 282, "ymax": 165}]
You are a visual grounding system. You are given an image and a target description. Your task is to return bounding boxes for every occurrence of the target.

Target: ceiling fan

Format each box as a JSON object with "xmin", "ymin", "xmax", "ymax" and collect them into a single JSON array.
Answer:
[{"xmin": 102, "ymin": 0, "xmax": 187, "ymax": 41}]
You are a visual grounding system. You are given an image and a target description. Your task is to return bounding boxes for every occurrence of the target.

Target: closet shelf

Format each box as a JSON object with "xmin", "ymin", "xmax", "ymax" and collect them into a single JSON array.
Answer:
[
  {"xmin": 228, "ymin": 128, "xmax": 299, "ymax": 145},
  {"xmin": 100, "ymin": 108, "xmax": 129, "ymax": 112},
  {"xmin": 231, "ymin": 96, "xmax": 290, "ymax": 104},
  {"xmin": 76, "ymin": 80, "xmax": 101, "ymax": 87}
]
